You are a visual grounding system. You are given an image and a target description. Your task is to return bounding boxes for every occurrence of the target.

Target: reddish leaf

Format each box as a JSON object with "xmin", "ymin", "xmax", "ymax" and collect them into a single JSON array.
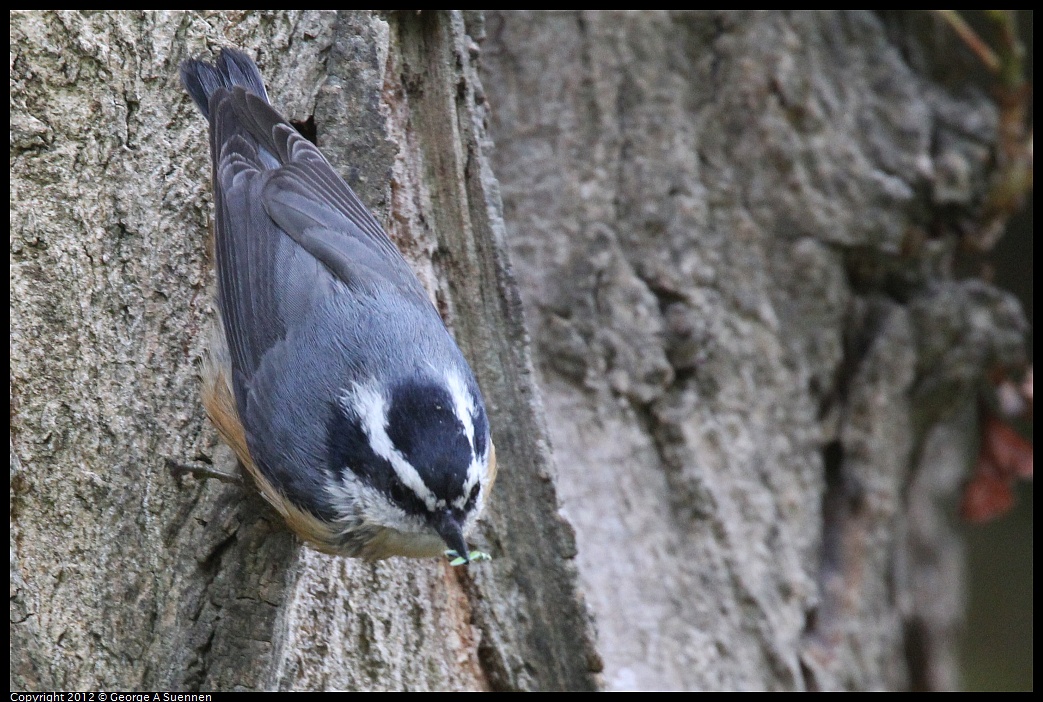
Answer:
[
  {"xmin": 961, "ymin": 461, "xmax": 1016, "ymax": 522},
  {"xmin": 962, "ymin": 414, "xmax": 1033, "ymax": 523},
  {"xmin": 982, "ymin": 415, "xmax": 1034, "ymax": 479}
]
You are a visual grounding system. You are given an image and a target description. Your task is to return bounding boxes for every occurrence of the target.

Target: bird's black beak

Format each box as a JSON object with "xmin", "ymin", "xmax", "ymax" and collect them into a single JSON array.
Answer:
[{"xmin": 432, "ymin": 509, "xmax": 469, "ymax": 563}]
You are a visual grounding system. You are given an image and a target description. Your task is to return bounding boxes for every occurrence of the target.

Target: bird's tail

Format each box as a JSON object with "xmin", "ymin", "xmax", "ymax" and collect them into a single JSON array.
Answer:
[{"xmin": 180, "ymin": 48, "xmax": 269, "ymax": 119}]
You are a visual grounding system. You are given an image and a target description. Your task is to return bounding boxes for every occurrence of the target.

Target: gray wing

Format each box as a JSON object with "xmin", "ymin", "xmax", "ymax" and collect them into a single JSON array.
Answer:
[{"xmin": 204, "ymin": 83, "xmax": 432, "ymax": 391}]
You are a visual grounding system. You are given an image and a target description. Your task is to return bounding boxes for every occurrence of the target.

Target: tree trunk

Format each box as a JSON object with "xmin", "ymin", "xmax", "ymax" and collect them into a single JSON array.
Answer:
[
  {"xmin": 11, "ymin": 10, "xmax": 596, "ymax": 692},
  {"xmin": 478, "ymin": 10, "xmax": 1027, "ymax": 691},
  {"xmin": 10, "ymin": 10, "xmax": 1027, "ymax": 691}
]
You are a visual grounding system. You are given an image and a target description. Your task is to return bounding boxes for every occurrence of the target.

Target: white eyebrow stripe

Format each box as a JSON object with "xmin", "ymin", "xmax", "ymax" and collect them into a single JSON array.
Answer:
[
  {"xmin": 337, "ymin": 383, "xmax": 441, "ymax": 512},
  {"xmin": 444, "ymin": 371, "xmax": 484, "ymax": 499},
  {"xmin": 444, "ymin": 371, "xmax": 476, "ymax": 451},
  {"xmin": 442, "ymin": 369, "xmax": 486, "ymax": 506}
]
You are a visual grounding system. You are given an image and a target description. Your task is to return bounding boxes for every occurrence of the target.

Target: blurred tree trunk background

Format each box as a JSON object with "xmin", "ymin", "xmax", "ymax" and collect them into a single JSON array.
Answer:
[{"xmin": 10, "ymin": 10, "xmax": 1030, "ymax": 691}]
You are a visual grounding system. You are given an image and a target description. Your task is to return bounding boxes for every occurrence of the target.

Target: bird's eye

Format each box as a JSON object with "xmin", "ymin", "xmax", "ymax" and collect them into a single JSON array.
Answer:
[
  {"xmin": 465, "ymin": 483, "xmax": 481, "ymax": 510},
  {"xmin": 388, "ymin": 478, "xmax": 407, "ymax": 505}
]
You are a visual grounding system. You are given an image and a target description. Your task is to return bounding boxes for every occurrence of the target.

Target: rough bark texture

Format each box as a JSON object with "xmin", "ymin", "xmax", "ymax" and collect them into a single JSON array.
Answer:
[
  {"xmin": 10, "ymin": 10, "xmax": 1028, "ymax": 692},
  {"xmin": 479, "ymin": 10, "xmax": 1027, "ymax": 691},
  {"xmin": 11, "ymin": 10, "xmax": 596, "ymax": 692}
]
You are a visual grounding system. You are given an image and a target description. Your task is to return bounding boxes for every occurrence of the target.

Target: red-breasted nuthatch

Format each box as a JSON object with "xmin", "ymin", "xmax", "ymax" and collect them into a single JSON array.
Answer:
[{"xmin": 179, "ymin": 48, "xmax": 496, "ymax": 563}]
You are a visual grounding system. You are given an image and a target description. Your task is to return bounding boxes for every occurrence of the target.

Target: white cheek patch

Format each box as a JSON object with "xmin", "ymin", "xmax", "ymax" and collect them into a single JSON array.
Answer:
[
  {"xmin": 324, "ymin": 469, "xmax": 426, "ymax": 536},
  {"xmin": 337, "ymin": 383, "xmax": 441, "ymax": 512}
]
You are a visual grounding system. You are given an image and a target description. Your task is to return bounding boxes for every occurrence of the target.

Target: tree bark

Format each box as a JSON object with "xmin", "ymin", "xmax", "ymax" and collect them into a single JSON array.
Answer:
[
  {"xmin": 479, "ymin": 10, "xmax": 1027, "ymax": 691},
  {"xmin": 10, "ymin": 10, "xmax": 1027, "ymax": 692},
  {"xmin": 11, "ymin": 10, "xmax": 596, "ymax": 692}
]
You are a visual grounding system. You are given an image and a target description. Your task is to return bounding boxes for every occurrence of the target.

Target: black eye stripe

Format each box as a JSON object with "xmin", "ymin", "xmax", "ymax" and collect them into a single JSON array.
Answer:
[
  {"xmin": 385, "ymin": 474, "xmax": 426, "ymax": 515},
  {"xmin": 471, "ymin": 403, "xmax": 489, "ymax": 459},
  {"xmin": 460, "ymin": 483, "xmax": 480, "ymax": 514},
  {"xmin": 326, "ymin": 399, "xmax": 392, "ymax": 483},
  {"xmin": 326, "ymin": 401, "xmax": 428, "ymax": 517}
]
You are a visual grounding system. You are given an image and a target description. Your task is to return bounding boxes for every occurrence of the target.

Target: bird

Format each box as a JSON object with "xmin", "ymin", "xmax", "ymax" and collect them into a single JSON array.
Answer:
[{"xmin": 178, "ymin": 47, "xmax": 496, "ymax": 563}]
